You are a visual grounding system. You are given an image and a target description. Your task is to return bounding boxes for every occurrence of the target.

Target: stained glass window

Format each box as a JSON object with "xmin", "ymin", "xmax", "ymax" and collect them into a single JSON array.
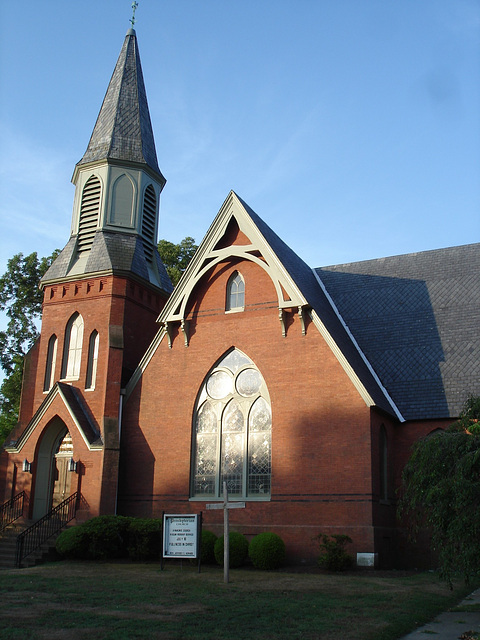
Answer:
[{"xmin": 191, "ymin": 349, "xmax": 271, "ymax": 499}]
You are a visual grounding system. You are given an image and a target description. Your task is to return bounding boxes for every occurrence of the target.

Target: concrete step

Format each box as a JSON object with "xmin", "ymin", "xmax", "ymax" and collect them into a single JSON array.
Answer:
[{"xmin": 0, "ymin": 521, "xmax": 60, "ymax": 569}]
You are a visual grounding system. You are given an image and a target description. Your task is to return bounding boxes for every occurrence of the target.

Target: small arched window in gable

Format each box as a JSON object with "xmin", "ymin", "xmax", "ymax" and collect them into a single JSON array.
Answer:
[
  {"xmin": 61, "ymin": 313, "xmax": 84, "ymax": 380},
  {"xmin": 43, "ymin": 334, "xmax": 58, "ymax": 392},
  {"xmin": 85, "ymin": 330, "xmax": 99, "ymax": 390},
  {"xmin": 226, "ymin": 271, "xmax": 245, "ymax": 312}
]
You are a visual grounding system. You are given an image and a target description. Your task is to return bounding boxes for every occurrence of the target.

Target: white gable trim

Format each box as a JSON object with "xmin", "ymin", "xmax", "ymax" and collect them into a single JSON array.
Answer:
[
  {"xmin": 5, "ymin": 385, "xmax": 103, "ymax": 453},
  {"xmin": 158, "ymin": 191, "xmax": 307, "ymax": 326}
]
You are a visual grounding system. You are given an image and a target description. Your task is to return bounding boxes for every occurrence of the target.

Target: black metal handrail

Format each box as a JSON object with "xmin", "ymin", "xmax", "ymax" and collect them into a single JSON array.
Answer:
[
  {"xmin": 0, "ymin": 491, "xmax": 25, "ymax": 533},
  {"xmin": 15, "ymin": 492, "xmax": 80, "ymax": 567}
]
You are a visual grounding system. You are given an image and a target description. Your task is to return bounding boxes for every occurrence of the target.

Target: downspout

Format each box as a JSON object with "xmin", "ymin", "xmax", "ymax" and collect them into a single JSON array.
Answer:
[{"xmin": 115, "ymin": 389, "xmax": 126, "ymax": 515}]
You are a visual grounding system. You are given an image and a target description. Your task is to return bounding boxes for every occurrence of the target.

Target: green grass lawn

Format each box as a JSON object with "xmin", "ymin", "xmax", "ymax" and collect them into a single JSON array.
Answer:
[{"xmin": 0, "ymin": 562, "xmax": 477, "ymax": 640}]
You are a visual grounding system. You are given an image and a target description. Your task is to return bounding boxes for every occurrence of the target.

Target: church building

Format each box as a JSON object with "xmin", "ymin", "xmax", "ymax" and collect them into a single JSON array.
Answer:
[{"xmin": 1, "ymin": 27, "xmax": 479, "ymax": 568}]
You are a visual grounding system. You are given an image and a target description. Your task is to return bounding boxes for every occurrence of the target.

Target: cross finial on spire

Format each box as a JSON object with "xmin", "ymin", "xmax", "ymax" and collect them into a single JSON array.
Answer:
[{"xmin": 130, "ymin": 1, "xmax": 139, "ymax": 28}]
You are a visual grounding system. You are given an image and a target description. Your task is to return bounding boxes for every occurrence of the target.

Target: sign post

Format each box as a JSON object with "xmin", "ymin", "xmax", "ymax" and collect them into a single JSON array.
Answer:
[
  {"xmin": 206, "ymin": 482, "xmax": 245, "ymax": 584},
  {"xmin": 162, "ymin": 513, "xmax": 202, "ymax": 572}
]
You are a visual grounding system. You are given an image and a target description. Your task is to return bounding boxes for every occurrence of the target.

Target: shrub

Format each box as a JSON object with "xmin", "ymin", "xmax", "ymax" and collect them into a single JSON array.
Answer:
[
  {"xmin": 55, "ymin": 526, "xmax": 89, "ymax": 559},
  {"xmin": 248, "ymin": 532, "xmax": 286, "ymax": 570},
  {"xmin": 316, "ymin": 534, "xmax": 354, "ymax": 571},
  {"xmin": 214, "ymin": 531, "xmax": 249, "ymax": 568},
  {"xmin": 56, "ymin": 515, "xmax": 152, "ymax": 561},
  {"xmin": 126, "ymin": 518, "xmax": 162, "ymax": 561},
  {"xmin": 80, "ymin": 515, "xmax": 132, "ymax": 560},
  {"xmin": 200, "ymin": 529, "xmax": 218, "ymax": 564}
]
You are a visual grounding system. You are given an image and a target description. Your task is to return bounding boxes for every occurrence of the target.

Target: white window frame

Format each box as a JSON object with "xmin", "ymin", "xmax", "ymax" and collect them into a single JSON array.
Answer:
[
  {"xmin": 85, "ymin": 330, "xmax": 99, "ymax": 390},
  {"xmin": 61, "ymin": 313, "xmax": 84, "ymax": 380},
  {"xmin": 226, "ymin": 271, "xmax": 245, "ymax": 312}
]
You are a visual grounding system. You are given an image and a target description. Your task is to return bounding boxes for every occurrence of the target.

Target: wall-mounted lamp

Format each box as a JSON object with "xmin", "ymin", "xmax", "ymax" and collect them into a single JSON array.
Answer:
[
  {"xmin": 22, "ymin": 459, "xmax": 32, "ymax": 473},
  {"xmin": 68, "ymin": 458, "xmax": 78, "ymax": 473}
]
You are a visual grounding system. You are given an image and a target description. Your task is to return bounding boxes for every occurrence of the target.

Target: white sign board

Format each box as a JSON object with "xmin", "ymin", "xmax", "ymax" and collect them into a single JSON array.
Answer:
[{"xmin": 163, "ymin": 514, "xmax": 199, "ymax": 558}]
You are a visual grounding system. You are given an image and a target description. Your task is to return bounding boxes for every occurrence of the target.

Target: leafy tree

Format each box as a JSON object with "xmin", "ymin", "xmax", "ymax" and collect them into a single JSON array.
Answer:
[
  {"xmin": 398, "ymin": 395, "xmax": 480, "ymax": 586},
  {"xmin": 158, "ymin": 237, "xmax": 197, "ymax": 286},
  {"xmin": 0, "ymin": 250, "xmax": 59, "ymax": 442}
]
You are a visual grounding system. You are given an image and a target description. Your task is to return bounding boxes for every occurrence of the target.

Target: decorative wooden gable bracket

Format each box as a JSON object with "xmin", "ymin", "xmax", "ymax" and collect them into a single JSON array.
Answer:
[
  {"xmin": 279, "ymin": 304, "xmax": 310, "ymax": 337},
  {"xmin": 181, "ymin": 319, "xmax": 190, "ymax": 347},
  {"xmin": 165, "ymin": 319, "xmax": 190, "ymax": 348},
  {"xmin": 298, "ymin": 305, "xmax": 308, "ymax": 335},
  {"xmin": 156, "ymin": 193, "xmax": 310, "ymax": 333}
]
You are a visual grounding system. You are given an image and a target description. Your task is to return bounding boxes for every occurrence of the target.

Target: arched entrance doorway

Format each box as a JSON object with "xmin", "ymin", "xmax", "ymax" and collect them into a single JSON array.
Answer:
[
  {"xmin": 52, "ymin": 431, "xmax": 73, "ymax": 508},
  {"xmin": 32, "ymin": 418, "xmax": 74, "ymax": 520}
]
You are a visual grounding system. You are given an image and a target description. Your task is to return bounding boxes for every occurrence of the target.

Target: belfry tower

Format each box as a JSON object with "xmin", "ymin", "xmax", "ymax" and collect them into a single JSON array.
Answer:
[{"xmin": 1, "ymin": 27, "xmax": 172, "ymax": 521}]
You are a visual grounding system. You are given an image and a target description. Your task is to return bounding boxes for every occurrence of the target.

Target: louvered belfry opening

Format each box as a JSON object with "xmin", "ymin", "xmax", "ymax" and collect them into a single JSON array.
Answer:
[
  {"xmin": 78, "ymin": 176, "xmax": 101, "ymax": 253},
  {"xmin": 142, "ymin": 184, "xmax": 157, "ymax": 262}
]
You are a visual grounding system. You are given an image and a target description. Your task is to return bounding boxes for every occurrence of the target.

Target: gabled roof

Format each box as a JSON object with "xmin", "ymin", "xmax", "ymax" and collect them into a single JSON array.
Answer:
[
  {"xmin": 76, "ymin": 28, "xmax": 163, "ymax": 181},
  {"xmin": 317, "ymin": 244, "xmax": 480, "ymax": 420},
  {"xmin": 4, "ymin": 382, "xmax": 103, "ymax": 453},
  {"xmin": 126, "ymin": 191, "xmax": 401, "ymax": 419}
]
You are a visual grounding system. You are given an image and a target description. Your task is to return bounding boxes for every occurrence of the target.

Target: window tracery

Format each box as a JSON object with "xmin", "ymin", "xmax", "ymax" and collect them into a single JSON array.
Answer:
[{"xmin": 192, "ymin": 349, "xmax": 271, "ymax": 499}]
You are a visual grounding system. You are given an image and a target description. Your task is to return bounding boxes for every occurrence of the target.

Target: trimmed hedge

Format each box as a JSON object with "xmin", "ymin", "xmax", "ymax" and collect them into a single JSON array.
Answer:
[
  {"xmin": 200, "ymin": 529, "xmax": 218, "ymax": 564},
  {"xmin": 214, "ymin": 531, "xmax": 249, "ymax": 568},
  {"xmin": 56, "ymin": 516, "xmax": 162, "ymax": 561},
  {"xmin": 248, "ymin": 532, "xmax": 286, "ymax": 570},
  {"xmin": 126, "ymin": 518, "xmax": 162, "ymax": 561}
]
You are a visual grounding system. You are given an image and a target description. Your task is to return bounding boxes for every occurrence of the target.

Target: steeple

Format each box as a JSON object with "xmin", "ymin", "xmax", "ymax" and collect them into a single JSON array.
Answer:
[
  {"xmin": 42, "ymin": 28, "xmax": 171, "ymax": 294},
  {"xmin": 76, "ymin": 28, "xmax": 164, "ymax": 182}
]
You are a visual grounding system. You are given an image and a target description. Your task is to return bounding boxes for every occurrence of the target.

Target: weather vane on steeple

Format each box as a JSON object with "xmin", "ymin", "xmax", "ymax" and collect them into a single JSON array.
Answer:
[{"xmin": 130, "ymin": 1, "xmax": 139, "ymax": 28}]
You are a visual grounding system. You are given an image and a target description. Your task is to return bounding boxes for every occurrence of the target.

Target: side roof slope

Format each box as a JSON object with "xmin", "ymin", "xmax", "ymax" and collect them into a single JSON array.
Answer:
[{"xmin": 317, "ymin": 243, "xmax": 480, "ymax": 420}]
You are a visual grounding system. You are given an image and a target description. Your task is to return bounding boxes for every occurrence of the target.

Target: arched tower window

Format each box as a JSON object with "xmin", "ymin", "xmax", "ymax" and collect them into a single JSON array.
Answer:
[
  {"xmin": 379, "ymin": 425, "xmax": 388, "ymax": 501},
  {"xmin": 85, "ymin": 330, "xmax": 99, "ymax": 390},
  {"xmin": 78, "ymin": 176, "xmax": 101, "ymax": 253},
  {"xmin": 43, "ymin": 334, "xmax": 57, "ymax": 392},
  {"xmin": 142, "ymin": 184, "xmax": 157, "ymax": 262},
  {"xmin": 110, "ymin": 174, "xmax": 134, "ymax": 227},
  {"xmin": 226, "ymin": 271, "xmax": 245, "ymax": 312},
  {"xmin": 192, "ymin": 349, "xmax": 271, "ymax": 499},
  {"xmin": 61, "ymin": 313, "xmax": 84, "ymax": 380}
]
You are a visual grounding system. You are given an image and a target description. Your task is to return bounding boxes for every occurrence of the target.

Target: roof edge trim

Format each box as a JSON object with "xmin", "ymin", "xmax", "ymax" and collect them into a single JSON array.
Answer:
[{"xmin": 312, "ymin": 269, "xmax": 405, "ymax": 422}]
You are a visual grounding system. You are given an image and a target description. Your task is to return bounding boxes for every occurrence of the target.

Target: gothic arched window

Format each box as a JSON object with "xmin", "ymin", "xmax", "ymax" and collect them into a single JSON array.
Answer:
[
  {"xmin": 43, "ymin": 334, "xmax": 57, "ymax": 392},
  {"xmin": 226, "ymin": 271, "xmax": 245, "ymax": 312},
  {"xmin": 85, "ymin": 330, "xmax": 99, "ymax": 390},
  {"xmin": 61, "ymin": 313, "xmax": 84, "ymax": 380},
  {"xmin": 192, "ymin": 349, "xmax": 271, "ymax": 499},
  {"xmin": 110, "ymin": 174, "xmax": 134, "ymax": 227}
]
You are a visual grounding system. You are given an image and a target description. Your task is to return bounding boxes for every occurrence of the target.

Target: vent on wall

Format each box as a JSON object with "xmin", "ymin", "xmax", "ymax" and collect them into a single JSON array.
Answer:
[
  {"xmin": 78, "ymin": 176, "xmax": 101, "ymax": 253},
  {"xmin": 142, "ymin": 184, "xmax": 157, "ymax": 262}
]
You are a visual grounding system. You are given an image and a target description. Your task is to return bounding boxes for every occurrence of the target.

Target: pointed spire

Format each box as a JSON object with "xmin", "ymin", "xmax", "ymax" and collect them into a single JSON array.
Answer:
[{"xmin": 77, "ymin": 29, "xmax": 164, "ymax": 181}]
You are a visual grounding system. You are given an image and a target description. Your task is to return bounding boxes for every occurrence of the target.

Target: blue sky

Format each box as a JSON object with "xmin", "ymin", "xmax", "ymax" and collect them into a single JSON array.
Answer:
[{"xmin": 0, "ymin": 0, "xmax": 479, "ymax": 279}]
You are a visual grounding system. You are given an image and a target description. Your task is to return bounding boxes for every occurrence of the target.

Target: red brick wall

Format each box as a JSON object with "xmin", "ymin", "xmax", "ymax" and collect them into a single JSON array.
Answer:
[
  {"xmin": 119, "ymin": 257, "xmax": 377, "ymax": 562},
  {"xmin": 1, "ymin": 272, "xmax": 165, "ymax": 517}
]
